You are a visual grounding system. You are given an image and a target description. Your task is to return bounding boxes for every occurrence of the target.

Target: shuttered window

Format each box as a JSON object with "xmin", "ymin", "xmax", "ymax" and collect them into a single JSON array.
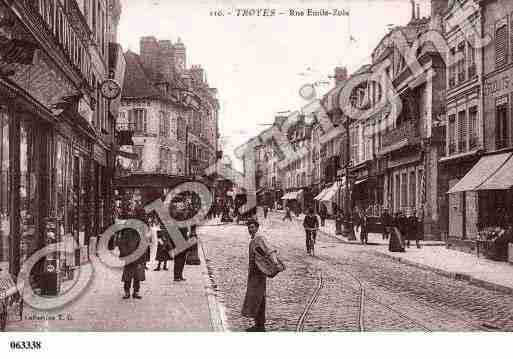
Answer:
[
  {"xmin": 401, "ymin": 173, "xmax": 407, "ymax": 208},
  {"xmin": 409, "ymin": 171, "xmax": 416, "ymax": 209},
  {"xmin": 511, "ymin": 13, "xmax": 513, "ymax": 63},
  {"xmin": 496, "ymin": 21, "xmax": 508, "ymax": 68},
  {"xmin": 458, "ymin": 111, "xmax": 467, "ymax": 153},
  {"xmin": 448, "ymin": 114, "xmax": 456, "ymax": 155},
  {"xmin": 469, "ymin": 107, "xmax": 478, "ymax": 149}
]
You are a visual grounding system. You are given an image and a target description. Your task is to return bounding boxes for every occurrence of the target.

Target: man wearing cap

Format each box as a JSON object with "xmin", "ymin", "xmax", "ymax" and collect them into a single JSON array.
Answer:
[{"xmin": 241, "ymin": 218, "xmax": 278, "ymax": 332}]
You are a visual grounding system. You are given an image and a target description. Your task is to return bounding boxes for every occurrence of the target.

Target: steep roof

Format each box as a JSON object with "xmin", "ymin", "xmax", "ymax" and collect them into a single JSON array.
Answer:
[{"xmin": 122, "ymin": 50, "xmax": 161, "ymax": 99}]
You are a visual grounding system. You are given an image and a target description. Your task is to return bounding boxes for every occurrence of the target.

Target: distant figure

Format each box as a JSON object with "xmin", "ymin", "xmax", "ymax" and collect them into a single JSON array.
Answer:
[
  {"xmin": 172, "ymin": 227, "xmax": 189, "ymax": 282},
  {"xmin": 359, "ymin": 209, "xmax": 369, "ymax": 245},
  {"xmin": 319, "ymin": 204, "xmax": 328, "ymax": 227},
  {"xmin": 303, "ymin": 207, "xmax": 319, "ymax": 255},
  {"xmin": 263, "ymin": 205, "xmax": 269, "ymax": 219},
  {"xmin": 388, "ymin": 213, "xmax": 406, "ymax": 253},
  {"xmin": 283, "ymin": 206, "xmax": 293, "ymax": 221},
  {"xmin": 381, "ymin": 209, "xmax": 391, "ymax": 241},
  {"xmin": 154, "ymin": 229, "xmax": 171, "ymax": 271},
  {"xmin": 407, "ymin": 210, "xmax": 420, "ymax": 248}
]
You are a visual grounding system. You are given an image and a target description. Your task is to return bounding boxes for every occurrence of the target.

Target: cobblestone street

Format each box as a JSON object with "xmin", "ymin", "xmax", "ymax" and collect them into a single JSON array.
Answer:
[{"xmin": 200, "ymin": 211, "xmax": 513, "ymax": 332}]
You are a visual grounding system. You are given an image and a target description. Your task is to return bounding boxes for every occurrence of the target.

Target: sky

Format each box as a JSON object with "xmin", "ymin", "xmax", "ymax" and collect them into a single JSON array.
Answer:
[{"xmin": 118, "ymin": 0, "xmax": 430, "ymax": 169}]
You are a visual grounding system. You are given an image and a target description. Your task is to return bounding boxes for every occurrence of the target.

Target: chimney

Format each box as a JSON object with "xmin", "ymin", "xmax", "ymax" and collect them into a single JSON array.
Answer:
[
  {"xmin": 158, "ymin": 39, "xmax": 174, "ymax": 81},
  {"xmin": 107, "ymin": 0, "xmax": 122, "ymax": 43},
  {"xmin": 173, "ymin": 38, "xmax": 186, "ymax": 73},
  {"xmin": 416, "ymin": 3, "xmax": 420, "ymax": 19},
  {"xmin": 191, "ymin": 65, "xmax": 204, "ymax": 84},
  {"xmin": 140, "ymin": 36, "xmax": 159, "ymax": 80},
  {"xmin": 334, "ymin": 66, "xmax": 348, "ymax": 85},
  {"xmin": 431, "ymin": 0, "xmax": 448, "ymax": 17},
  {"xmin": 410, "ymin": 0, "xmax": 416, "ymax": 22}
]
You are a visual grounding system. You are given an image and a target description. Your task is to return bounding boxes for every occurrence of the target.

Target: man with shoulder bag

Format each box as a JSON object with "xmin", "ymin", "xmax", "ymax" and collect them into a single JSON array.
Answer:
[{"xmin": 241, "ymin": 218, "xmax": 284, "ymax": 332}]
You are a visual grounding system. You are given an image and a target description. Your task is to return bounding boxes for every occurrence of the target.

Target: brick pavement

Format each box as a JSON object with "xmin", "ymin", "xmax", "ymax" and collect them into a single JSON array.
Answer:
[
  {"xmin": 6, "ymin": 243, "xmax": 225, "ymax": 331},
  {"xmin": 267, "ymin": 209, "xmax": 513, "ymax": 295}
]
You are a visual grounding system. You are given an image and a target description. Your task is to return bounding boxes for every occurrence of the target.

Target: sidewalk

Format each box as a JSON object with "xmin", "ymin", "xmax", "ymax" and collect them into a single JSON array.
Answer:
[
  {"xmin": 271, "ymin": 209, "xmax": 513, "ymax": 295},
  {"xmin": 6, "ymin": 241, "xmax": 226, "ymax": 331}
]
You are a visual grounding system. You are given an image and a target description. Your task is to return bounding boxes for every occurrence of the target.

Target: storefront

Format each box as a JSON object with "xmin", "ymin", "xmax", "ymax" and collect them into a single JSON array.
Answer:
[
  {"xmin": 350, "ymin": 162, "xmax": 373, "ymax": 213},
  {"xmin": 281, "ymin": 189, "xmax": 303, "ymax": 213},
  {"xmin": 382, "ymin": 150, "xmax": 424, "ymax": 217},
  {"xmin": 314, "ymin": 180, "xmax": 343, "ymax": 216},
  {"xmin": 447, "ymin": 151, "xmax": 513, "ymax": 259},
  {"xmin": 0, "ymin": 2, "xmax": 115, "ymax": 285}
]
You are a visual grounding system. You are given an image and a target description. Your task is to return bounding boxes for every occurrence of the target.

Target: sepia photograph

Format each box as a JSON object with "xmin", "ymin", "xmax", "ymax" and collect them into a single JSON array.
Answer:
[{"xmin": 0, "ymin": 0, "xmax": 512, "ymax": 352}]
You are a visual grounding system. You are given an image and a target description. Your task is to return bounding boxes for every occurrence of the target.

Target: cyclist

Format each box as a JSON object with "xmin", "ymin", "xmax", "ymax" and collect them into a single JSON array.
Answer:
[{"xmin": 303, "ymin": 207, "xmax": 319, "ymax": 255}]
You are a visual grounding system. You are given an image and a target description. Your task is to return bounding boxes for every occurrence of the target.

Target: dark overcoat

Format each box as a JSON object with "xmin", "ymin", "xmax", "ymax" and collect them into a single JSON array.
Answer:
[
  {"xmin": 241, "ymin": 234, "xmax": 274, "ymax": 318},
  {"xmin": 155, "ymin": 240, "xmax": 172, "ymax": 261},
  {"xmin": 116, "ymin": 228, "xmax": 148, "ymax": 282}
]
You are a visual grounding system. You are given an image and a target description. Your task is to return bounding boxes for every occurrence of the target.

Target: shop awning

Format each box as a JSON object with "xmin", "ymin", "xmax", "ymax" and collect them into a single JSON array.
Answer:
[
  {"xmin": 354, "ymin": 178, "xmax": 368, "ymax": 186},
  {"xmin": 448, "ymin": 153, "xmax": 512, "ymax": 193},
  {"xmin": 314, "ymin": 187, "xmax": 330, "ymax": 201},
  {"xmin": 281, "ymin": 192, "xmax": 293, "ymax": 200},
  {"xmin": 477, "ymin": 153, "xmax": 513, "ymax": 190},
  {"xmin": 319, "ymin": 180, "xmax": 343, "ymax": 203},
  {"xmin": 282, "ymin": 190, "xmax": 304, "ymax": 200}
]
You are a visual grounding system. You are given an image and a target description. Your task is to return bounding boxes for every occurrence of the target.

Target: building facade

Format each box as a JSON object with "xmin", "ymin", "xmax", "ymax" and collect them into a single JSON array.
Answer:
[
  {"xmin": 117, "ymin": 36, "xmax": 219, "ymax": 180},
  {"xmin": 0, "ymin": 0, "xmax": 125, "ymax": 279},
  {"xmin": 440, "ymin": 0, "xmax": 483, "ymax": 247}
]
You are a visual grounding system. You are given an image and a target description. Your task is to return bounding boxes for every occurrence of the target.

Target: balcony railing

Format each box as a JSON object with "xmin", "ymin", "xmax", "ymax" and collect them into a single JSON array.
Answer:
[{"xmin": 381, "ymin": 121, "xmax": 419, "ymax": 149}]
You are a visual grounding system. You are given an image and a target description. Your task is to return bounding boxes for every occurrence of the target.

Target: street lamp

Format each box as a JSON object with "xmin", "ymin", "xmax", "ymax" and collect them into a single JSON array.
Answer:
[{"xmin": 344, "ymin": 118, "xmax": 356, "ymax": 241}]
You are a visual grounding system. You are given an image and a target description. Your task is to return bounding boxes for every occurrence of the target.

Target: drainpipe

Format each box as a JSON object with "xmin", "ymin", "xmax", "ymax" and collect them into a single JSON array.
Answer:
[{"xmin": 480, "ymin": 4, "xmax": 485, "ymax": 152}]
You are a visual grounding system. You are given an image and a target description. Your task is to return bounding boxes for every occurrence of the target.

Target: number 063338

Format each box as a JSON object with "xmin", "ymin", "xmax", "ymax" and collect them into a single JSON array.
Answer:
[{"xmin": 9, "ymin": 341, "xmax": 42, "ymax": 350}]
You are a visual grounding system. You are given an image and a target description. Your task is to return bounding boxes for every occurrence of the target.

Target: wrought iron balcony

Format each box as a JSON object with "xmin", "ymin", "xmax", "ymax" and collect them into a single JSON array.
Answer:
[{"xmin": 378, "ymin": 121, "xmax": 420, "ymax": 156}]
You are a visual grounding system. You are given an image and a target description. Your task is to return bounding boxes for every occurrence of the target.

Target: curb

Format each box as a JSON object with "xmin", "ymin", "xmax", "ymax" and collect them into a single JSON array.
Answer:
[
  {"xmin": 198, "ymin": 240, "xmax": 230, "ymax": 332},
  {"xmin": 275, "ymin": 212, "xmax": 513, "ymax": 295},
  {"xmin": 309, "ymin": 217, "xmax": 513, "ymax": 295},
  {"xmin": 372, "ymin": 251, "xmax": 513, "ymax": 295}
]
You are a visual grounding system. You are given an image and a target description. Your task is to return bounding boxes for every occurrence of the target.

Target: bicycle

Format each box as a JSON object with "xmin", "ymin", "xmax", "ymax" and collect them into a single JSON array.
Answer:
[{"xmin": 305, "ymin": 227, "xmax": 318, "ymax": 256}]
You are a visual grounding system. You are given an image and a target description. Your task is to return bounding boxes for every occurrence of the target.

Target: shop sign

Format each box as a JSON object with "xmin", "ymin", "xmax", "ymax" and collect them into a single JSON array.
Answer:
[
  {"xmin": 355, "ymin": 169, "xmax": 369, "ymax": 180},
  {"xmin": 388, "ymin": 152, "xmax": 421, "ymax": 169},
  {"xmin": 484, "ymin": 69, "xmax": 513, "ymax": 97},
  {"xmin": 78, "ymin": 98, "xmax": 94, "ymax": 125},
  {"xmin": 93, "ymin": 144, "xmax": 107, "ymax": 166}
]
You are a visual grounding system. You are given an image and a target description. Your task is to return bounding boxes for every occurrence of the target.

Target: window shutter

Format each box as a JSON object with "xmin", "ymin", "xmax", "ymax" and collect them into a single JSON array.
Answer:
[
  {"xmin": 143, "ymin": 110, "xmax": 147, "ymax": 133},
  {"xmin": 496, "ymin": 21, "xmax": 508, "ymax": 67},
  {"xmin": 511, "ymin": 13, "xmax": 513, "ymax": 62}
]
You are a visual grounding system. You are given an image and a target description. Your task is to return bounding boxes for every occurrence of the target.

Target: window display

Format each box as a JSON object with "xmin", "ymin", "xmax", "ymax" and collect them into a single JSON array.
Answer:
[
  {"xmin": 19, "ymin": 122, "xmax": 37, "ymax": 264},
  {"xmin": 0, "ymin": 107, "xmax": 9, "ymax": 272}
]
